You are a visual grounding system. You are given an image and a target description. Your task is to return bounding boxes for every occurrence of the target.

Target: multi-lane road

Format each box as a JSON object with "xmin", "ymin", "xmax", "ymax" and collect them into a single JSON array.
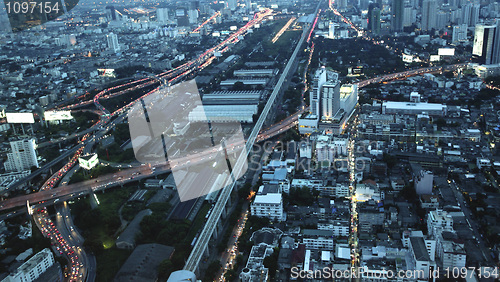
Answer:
[
  {"xmin": 357, "ymin": 63, "xmax": 469, "ymax": 88},
  {"xmin": 0, "ymin": 61, "xmax": 471, "ymax": 214},
  {"xmin": 184, "ymin": 0, "xmax": 321, "ymax": 272},
  {"xmin": 0, "ymin": 5, "xmax": 476, "ymax": 280},
  {"xmin": 449, "ymin": 180, "xmax": 493, "ymax": 264},
  {"xmin": 0, "ymin": 9, "xmax": 276, "ymax": 282}
]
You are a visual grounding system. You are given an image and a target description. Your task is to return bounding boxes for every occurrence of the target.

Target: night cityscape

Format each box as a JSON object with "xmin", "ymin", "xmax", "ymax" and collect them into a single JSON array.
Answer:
[{"xmin": 0, "ymin": 0, "xmax": 500, "ymax": 281}]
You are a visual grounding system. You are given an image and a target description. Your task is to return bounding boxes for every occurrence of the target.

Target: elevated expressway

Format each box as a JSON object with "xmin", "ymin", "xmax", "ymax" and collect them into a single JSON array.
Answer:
[{"xmin": 183, "ymin": 0, "xmax": 322, "ymax": 273}]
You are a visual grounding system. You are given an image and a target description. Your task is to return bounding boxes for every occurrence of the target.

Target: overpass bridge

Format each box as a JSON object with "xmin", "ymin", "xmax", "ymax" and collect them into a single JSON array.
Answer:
[
  {"xmin": 183, "ymin": 0, "xmax": 321, "ymax": 273},
  {"xmin": 1, "ymin": 62, "xmax": 469, "ymax": 214}
]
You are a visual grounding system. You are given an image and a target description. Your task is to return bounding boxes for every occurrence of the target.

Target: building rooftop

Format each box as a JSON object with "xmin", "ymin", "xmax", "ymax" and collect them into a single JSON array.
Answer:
[
  {"xmin": 78, "ymin": 153, "xmax": 97, "ymax": 161},
  {"xmin": 303, "ymin": 229, "xmax": 332, "ymax": 237},
  {"xmin": 116, "ymin": 209, "xmax": 152, "ymax": 247},
  {"xmin": 383, "ymin": 101, "xmax": 446, "ymax": 111},
  {"xmin": 410, "ymin": 237, "xmax": 430, "ymax": 261},
  {"xmin": 253, "ymin": 193, "xmax": 282, "ymax": 205},
  {"xmin": 114, "ymin": 243, "xmax": 175, "ymax": 282}
]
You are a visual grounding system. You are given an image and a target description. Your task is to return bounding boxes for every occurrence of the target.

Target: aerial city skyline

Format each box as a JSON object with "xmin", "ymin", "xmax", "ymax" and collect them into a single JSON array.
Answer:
[{"xmin": 0, "ymin": 0, "xmax": 500, "ymax": 281}]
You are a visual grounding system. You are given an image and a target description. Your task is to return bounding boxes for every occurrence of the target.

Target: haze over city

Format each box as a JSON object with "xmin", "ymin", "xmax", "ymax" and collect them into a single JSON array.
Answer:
[{"xmin": 0, "ymin": 0, "xmax": 500, "ymax": 281}]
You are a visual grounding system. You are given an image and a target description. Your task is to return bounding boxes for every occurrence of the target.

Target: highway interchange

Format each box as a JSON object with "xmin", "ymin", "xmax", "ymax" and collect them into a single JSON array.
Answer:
[
  {"xmin": 1, "ymin": 9, "xmax": 276, "ymax": 281},
  {"xmin": 1, "ymin": 4, "xmax": 474, "ymax": 280},
  {"xmin": 0, "ymin": 58, "xmax": 469, "ymax": 281}
]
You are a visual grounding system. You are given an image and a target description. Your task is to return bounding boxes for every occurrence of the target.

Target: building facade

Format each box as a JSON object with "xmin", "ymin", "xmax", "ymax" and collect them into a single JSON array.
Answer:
[
  {"xmin": 473, "ymin": 22, "xmax": 500, "ymax": 65},
  {"xmin": 414, "ymin": 169, "xmax": 433, "ymax": 195},
  {"xmin": 421, "ymin": 0, "xmax": 437, "ymax": 31},
  {"xmin": 2, "ymin": 248, "xmax": 55, "ymax": 282},
  {"xmin": 251, "ymin": 194, "xmax": 284, "ymax": 221},
  {"xmin": 107, "ymin": 32, "xmax": 120, "ymax": 52},
  {"xmin": 4, "ymin": 139, "xmax": 38, "ymax": 172}
]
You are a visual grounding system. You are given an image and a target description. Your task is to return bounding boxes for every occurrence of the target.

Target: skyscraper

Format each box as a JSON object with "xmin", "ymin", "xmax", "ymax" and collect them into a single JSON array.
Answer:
[
  {"xmin": 368, "ymin": 5, "xmax": 381, "ymax": 34},
  {"xmin": 157, "ymin": 8, "xmax": 169, "ymax": 24},
  {"xmin": 228, "ymin": 0, "xmax": 237, "ymax": 11},
  {"xmin": 452, "ymin": 24, "xmax": 468, "ymax": 43},
  {"xmin": 461, "ymin": 4, "xmax": 471, "ymax": 25},
  {"xmin": 436, "ymin": 11, "xmax": 449, "ymax": 30},
  {"xmin": 188, "ymin": 9, "xmax": 198, "ymax": 24},
  {"xmin": 310, "ymin": 68, "xmax": 327, "ymax": 117},
  {"xmin": 472, "ymin": 23, "xmax": 500, "ymax": 65},
  {"xmin": 340, "ymin": 84, "xmax": 358, "ymax": 116},
  {"xmin": 421, "ymin": 0, "xmax": 437, "ymax": 31},
  {"xmin": 470, "ymin": 4, "xmax": 480, "ymax": 27},
  {"xmin": 403, "ymin": 7, "xmax": 417, "ymax": 27},
  {"xmin": 105, "ymin": 6, "xmax": 117, "ymax": 21},
  {"xmin": 392, "ymin": 0, "xmax": 405, "ymax": 32},
  {"xmin": 337, "ymin": 0, "xmax": 347, "ymax": 9},
  {"xmin": 107, "ymin": 32, "xmax": 120, "ymax": 53},
  {"xmin": 321, "ymin": 81, "xmax": 341, "ymax": 120},
  {"xmin": 4, "ymin": 139, "xmax": 39, "ymax": 172},
  {"xmin": 328, "ymin": 22, "xmax": 337, "ymax": 38},
  {"xmin": 493, "ymin": 20, "xmax": 500, "ymax": 65},
  {"xmin": 0, "ymin": 4, "xmax": 12, "ymax": 33},
  {"xmin": 461, "ymin": 3, "xmax": 480, "ymax": 27}
]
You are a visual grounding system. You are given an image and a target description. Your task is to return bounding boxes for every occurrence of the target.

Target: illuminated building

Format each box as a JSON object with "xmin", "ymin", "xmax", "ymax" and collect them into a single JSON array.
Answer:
[
  {"xmin": 421, "ymin": 0, "xmax": 437, "ymax": 31},
  {"xmin": 472, "ymin": 22, "xmax": 500, "ymax": 65},
  {"xmin": 79, "ymin": 153, "xmax": 99, "ymax": 170},
  {"xmin": 107, "ymin": 32, "xmax": 120, "ymax": 53},
  {"xmin": 4, "ymin": 139, "xmax": 38, "ymax": 172}
]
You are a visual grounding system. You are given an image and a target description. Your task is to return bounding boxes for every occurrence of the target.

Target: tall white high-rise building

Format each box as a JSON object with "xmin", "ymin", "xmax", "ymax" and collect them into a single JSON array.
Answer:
[
  {"xmin": 157, "ymin": 8, "xmax": 169, "ymax": 23},
  {"xmin": 107, "ymin": 32, "xmax": 120, "ymax": 53},
  {"xmin": 473, "ymin": 22, "xmax": 500, "ymax": 65},
  {"xmin": 310, "ymin": 67, "xmax": 327, "ymax": 117},
  {"xmin": 245, "ymin": 0, "xmax": 251, "ymax": 11},
  {"xmin": 452, "ymin": 24, "xmax": 468, "ymax": 43},
  {"xmin": 403, "ymin": 7, "xmax": 417, "ymax": 27},
  {"xmin": 4, "ymin": 139, "xmax": 39, "ymax": 172},
  {"xmin": 228, "ymin": 0, "xmax": 237, "ymax": 11},
  {"xmin": 328, "ymin": 22, "xmax": 336, "ymax": 38},
  {"xmin": 188, "ymin": 9, "xmax": 199, "ymax": 24},
  {"xmin": 321, "ymin": 81, "xmax": 340, "ymax": 120},
  {"xmin": 461, "ymin": 3, "xmax": 480, "ymax": 27},
  {"xmin": 421, "ymin": 0, "xmax": 437, "ymax": 31},
  {"xmin": 0, "ymin": 4, "xmax": 12, "ymax": 33},
  {"xmin": 339, "ymin": 84, "xmax": 358, "ymax": 115},
  {"xmin": 436, "ymin": 11, "xmax": 449, "ymax": 30}
]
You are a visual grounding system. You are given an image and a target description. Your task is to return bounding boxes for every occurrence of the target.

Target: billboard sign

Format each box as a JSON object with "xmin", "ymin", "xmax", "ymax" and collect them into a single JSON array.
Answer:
[
  {"xmin": 402, "ymin": 54, "xmax": 414, "ymax": 63},
  {"xmin": 79, "ymin": 154, "xmax": 99, "ymax": 170},
  {"xmin": 44, "ymin": 111, "xmax": 73, "ymax": 121},
  {"xmin": 430, "ymin": 55, "xmax": 441, "ymax": 62},
  {"xmin": 97, "ymin": 69, "xmax": 116, "ymax": 78},
  {"xmin": 438, "ymin": 48, "xmax": 455, "ymax": 56},
  {"xmin": 6, "ymin": 113, "xmax": 35, "ymax": 124}
]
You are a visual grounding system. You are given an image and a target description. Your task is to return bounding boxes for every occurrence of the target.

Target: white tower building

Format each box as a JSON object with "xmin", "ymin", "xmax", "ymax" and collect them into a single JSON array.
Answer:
[
  {"xmin": 4, "ymin": 139, "xmax": 39, "ymax": 172},
  {"xmin": 321, "ymin": 81, "xmax": 340, "ymax": 120},
  {"xmin": 310, "ymin": 67, "xmax": 327, "ymax": 117},
  {"xmin": 157, "ymin": 8, "xmax": 169, "ymax": 23},
  {"xmin": 107, "ymin": 32, "xmax": 120, "ymax": 52}
]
